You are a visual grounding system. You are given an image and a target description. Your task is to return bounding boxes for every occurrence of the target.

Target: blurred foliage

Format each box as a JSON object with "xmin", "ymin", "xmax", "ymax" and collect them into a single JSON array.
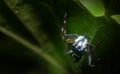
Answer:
[
  {"xmin": 0, "ymin": 0, "xmax": 120, "ymax": 74},
  {"xmin": 111, "ymin": 14, "xmax": 120, "ymax": 24}
]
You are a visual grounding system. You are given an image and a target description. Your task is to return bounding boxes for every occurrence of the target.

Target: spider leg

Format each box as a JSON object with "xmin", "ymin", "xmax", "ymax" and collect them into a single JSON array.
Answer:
[
  {"xmin": 86, "ymin": 44, "xmax": 96, "ymax": 67},
  {"xmin": 72, "ymin": 54, "xmax": 82, "ymax": 62},
  {"xmin": 90, "ymin": 40, "xmax": 101, "ymax": 61},
  {"xmin": 66, "ymin": 50, "xmax": 73, "ymax": 54},
  {"xmin": 88, "ymin": 54, "xmax": 95, "ymax": 67},
  {"xmin": 61, "ymin": 12, "xmax": 78, "ymax": 42},
  {"xmin": 61, "ymin": 12, "xmax": 67, "ymax": 39},
  {"xmin": 87, "ymin": 41, "xmax": 101, "ymax": 66},
  {"xmin": 87, "ymin": 44, "xmax": 98, "ymax": 60}
]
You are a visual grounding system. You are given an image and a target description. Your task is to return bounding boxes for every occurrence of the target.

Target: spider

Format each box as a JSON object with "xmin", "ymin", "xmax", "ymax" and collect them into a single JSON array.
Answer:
[{"xmin": 61, "ymin": 12, "xmax": 100, "ymax": 67}]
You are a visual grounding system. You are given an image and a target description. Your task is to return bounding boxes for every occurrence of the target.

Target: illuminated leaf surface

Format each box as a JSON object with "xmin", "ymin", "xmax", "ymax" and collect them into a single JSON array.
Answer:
[{"xmin": 77, "ymin": 0, "xmax": 105, "ymax": 17}]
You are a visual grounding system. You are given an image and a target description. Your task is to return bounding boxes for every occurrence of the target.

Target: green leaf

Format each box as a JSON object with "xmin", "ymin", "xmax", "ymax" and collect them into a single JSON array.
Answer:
[
  {"xmin": 76, "ymin": 0, "xmax": 105, "ymax": 17},
  {"xmin": 111, "ymin": 14, "xmax": 120, "ymax": 24}
]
